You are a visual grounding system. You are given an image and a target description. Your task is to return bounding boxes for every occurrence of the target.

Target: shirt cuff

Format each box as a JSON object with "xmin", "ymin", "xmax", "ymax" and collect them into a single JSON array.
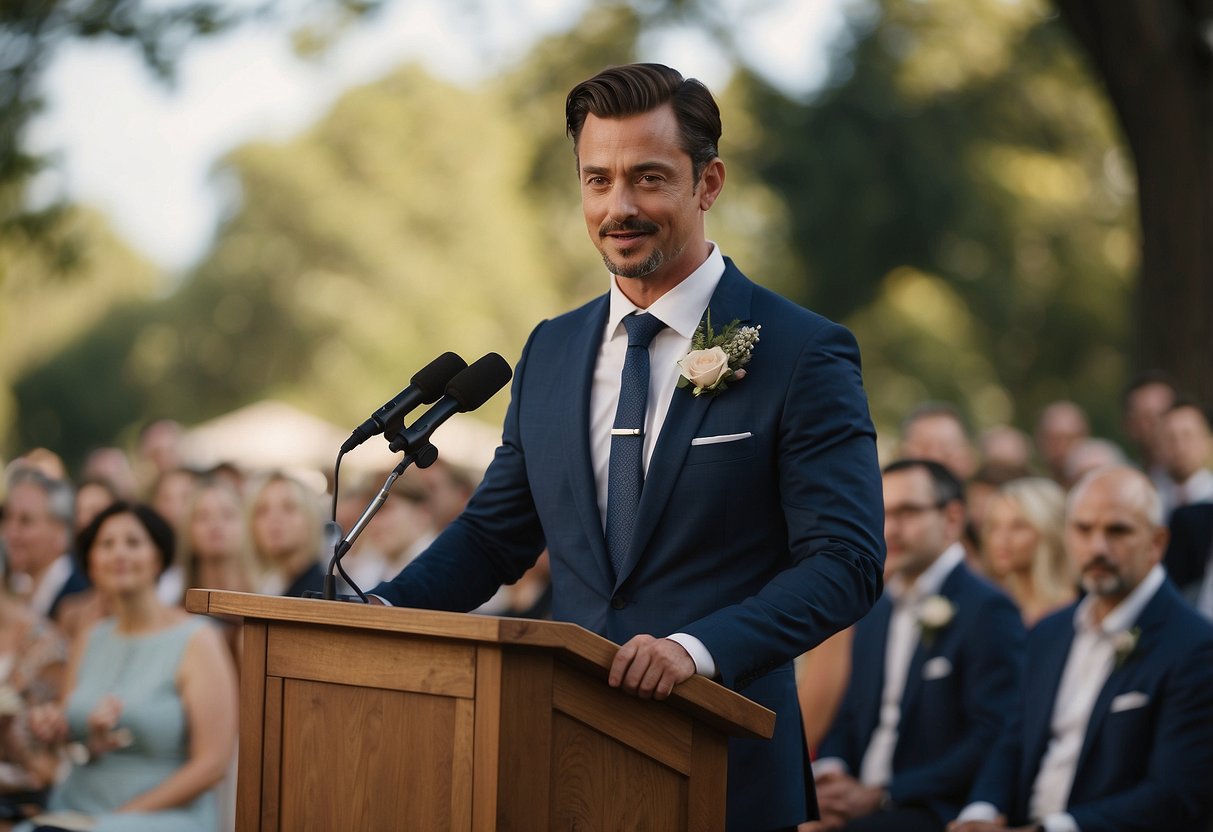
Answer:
[
  {"xmin": 1042, "ymin": 813, "xmax": 1079, "ymax": 832},
  {"xmin": 811, "ymin": 757, "xmax": 849, "ymax": 779},
  {"xmin": 956, "ymin": 803, "xmax": 1000, "ymax": 823},
  {"xmin": 370, "ymin": 594, "xmax": 392, "ymax": 606},
  {"xmin": 666, "ymin": 633, "xmax": 716, "ymax": 678}
]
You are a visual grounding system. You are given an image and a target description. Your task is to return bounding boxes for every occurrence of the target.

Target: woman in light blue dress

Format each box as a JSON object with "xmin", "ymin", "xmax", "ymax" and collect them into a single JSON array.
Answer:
[{"xmin": 23, "ymin": 502, "xmax": 237, "ymax": 832}]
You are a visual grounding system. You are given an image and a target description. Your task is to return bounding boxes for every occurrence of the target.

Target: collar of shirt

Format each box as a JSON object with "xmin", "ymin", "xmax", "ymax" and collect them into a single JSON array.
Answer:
[
  {"xmin": 885, "ymin": 542, "xmax": 965, "ymax": 607},
  {"xmin": 604, "ymin": 243, "xmax": 725, "ymax": 341},
  {"xmin": 1074, "ymin": 563, "xmax": 1166, "ymax": 637}
]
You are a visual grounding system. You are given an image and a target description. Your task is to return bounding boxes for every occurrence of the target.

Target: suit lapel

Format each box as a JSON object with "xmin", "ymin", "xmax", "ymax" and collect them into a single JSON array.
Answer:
[
  {"xmin": 612, "ymin": 263, "xmax": 754, "ymax": 590},
  {"xmin": 900, "ymin": 564, "xmax": 963, "ymax": 723},
  {"xmin": 562, "ymin": 297, "xmax": 614, "ymax": 588}
]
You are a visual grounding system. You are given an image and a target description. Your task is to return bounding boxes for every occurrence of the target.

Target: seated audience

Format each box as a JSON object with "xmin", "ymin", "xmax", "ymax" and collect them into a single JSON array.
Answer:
[
  {"xmin": 0, "ymin": 562, "xmax": 65, "ymax": 824},
  {"xmin": 363, "ymin": 474, "xmax": 435, "ymax": 589},
  {"xmin": 1060, "ymin": 438, "xmax": 1126, "ymax": 490},
  {"xmin": 1164, "ymin": 500, "xmax": 1213, "ymax": 618},
  {"xmin": 809, "ymin": 460, "xmax": 1024, "ymax": 832},
  {"xmin": 248, "ymin": 473, "xmax": 325, "ymax": 597},
  {"xmin": 21, "ymin": 502, "xmax": 237, "ymax": 832},
  {"xmin": 981, "ymin": 478, "xmax": 1074, "ymax": 627},
  {"xmin": 1120, "ymin": 373, "xmax": 1175, "ymax": 489},
  {"xmin": 951, "ymin": 466, "xmax": 1213, "ymax": 832},
  {"xmin": 898, "ymin": 403, "xmax": 978, "ymax": 482},
  {"xmin": 1, "ymin": 470, "xmax": 89, "ymax": 625},
  {"xmin": 1156, "ymin": 399, "xmax": 1213, "ymax": 517},
  {"xmin": 72, "ymin": 478, "xmax": 119, "ymax": 536},
  {"xmin": 977, "ymin": 426, "xmax": 1033, "ymax": 472},
  {"xmin": 1033, "ymin": 402, "xmax": 1090, "ymax": 485}
]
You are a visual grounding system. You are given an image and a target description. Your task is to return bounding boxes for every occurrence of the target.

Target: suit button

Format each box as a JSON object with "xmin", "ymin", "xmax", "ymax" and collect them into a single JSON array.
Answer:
[{"xmin": 611, "ymin": 596, "xmax": 626, "ymax": 610}]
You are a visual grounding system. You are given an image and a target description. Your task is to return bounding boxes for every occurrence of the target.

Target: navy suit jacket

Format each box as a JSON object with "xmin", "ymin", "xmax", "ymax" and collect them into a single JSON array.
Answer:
[
  {"xmin": 1164, "ymin": 502, "xmax": 1213, "ymax": 597},
  {"xmin": 818, "ymin": 561, "xmax": 1025, "ymax": 823},
  {"xmin": 373, "ymin": 259, "xmax": 885, "ymax": 830},
  {"xmin": 968, "ymin": 578, "xmax": 1213, "ymax": 831}
]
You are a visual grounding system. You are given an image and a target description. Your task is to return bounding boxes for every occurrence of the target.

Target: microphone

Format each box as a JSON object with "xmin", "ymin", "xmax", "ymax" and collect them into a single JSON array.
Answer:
[
  {"xmin": 388, "ymin": 353, "xmax": 513, "ymax": 454},
  {"xmin": 341, "ymin": 352, "xmax": 467, "ymax": 453}
]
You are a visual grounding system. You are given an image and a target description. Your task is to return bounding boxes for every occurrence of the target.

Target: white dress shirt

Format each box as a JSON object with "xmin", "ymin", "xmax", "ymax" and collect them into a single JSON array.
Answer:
[
  {"xmin": 588, "ymin": 245, "xmax": 726, "ymax": 677},
  {"xmin": 957, "ymin": 564, "xmax": 1166, "ymax": 832},
  {"xmin": 813, "ymin": 543, "xmax": 965, "ymax": 785}
]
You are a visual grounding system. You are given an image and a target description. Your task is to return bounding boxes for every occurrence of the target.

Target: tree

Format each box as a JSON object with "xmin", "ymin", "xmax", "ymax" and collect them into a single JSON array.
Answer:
[{"xmin": 1054, "ymin": 0, "xmax": 1213, "ymax": 407}]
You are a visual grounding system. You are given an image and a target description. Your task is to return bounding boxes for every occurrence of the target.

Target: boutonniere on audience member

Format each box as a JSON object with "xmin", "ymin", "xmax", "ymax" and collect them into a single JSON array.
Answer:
[
  {"xmin": 677, "ymin": 312, "xmax": 760, "ymax": 397},
  {"xmin": 1112, "ymin": 627, "xmax": 1141, "ymax": 667},
  {"xmin": 917, "ymin": 595, "xmax": 955, "ymax": 646}
]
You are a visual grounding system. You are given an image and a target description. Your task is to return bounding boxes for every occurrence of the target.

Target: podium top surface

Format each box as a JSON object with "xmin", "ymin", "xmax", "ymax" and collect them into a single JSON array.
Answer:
[{"xmin": 187, "ymin": 588, "xmax": 774, "ymax": 740}]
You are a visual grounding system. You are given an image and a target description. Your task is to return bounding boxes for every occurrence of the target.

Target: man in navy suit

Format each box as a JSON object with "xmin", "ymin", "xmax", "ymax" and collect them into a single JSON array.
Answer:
[
  {"xmin": 809, "ymin": 460, "xmax": 1024, "ymax": 832},
  {"xmin": 370, "ymin": 63, "xmax": 885, "ymax": 830},
  {"xmin": 950, "ymin": 465, "xmax": 1213, "ymax": 832},
  {"xmin": 1163, "ymin": 500, "xmax": 1213, "ymax": 616}
]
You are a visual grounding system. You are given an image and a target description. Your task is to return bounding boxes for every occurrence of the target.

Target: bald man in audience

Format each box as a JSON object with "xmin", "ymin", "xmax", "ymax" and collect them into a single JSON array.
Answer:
[{"xmin": 950, "ymin": 466, "xmax": 1213, "ymax": 832}]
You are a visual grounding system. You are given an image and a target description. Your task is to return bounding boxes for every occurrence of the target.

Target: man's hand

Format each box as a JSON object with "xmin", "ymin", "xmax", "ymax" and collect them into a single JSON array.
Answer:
[
  {"xmin": 608, "ymin": 635, "xmax": 696, "ymax": 700},
  {"xmin": 814, "ymin": 771, "xmax": 885, "ymax": 824}
]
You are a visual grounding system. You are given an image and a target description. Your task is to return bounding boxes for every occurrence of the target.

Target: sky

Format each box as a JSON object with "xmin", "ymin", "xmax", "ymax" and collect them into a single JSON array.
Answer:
[{"xmin": 27, "ymin": 0, "xmax": 850, "ymax": 272}]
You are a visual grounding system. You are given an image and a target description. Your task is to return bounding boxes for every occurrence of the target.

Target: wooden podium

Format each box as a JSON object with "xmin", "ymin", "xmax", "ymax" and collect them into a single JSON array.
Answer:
[{"xmin": 186, "ymin": 590, "xmax": 774, "ymax": 832}]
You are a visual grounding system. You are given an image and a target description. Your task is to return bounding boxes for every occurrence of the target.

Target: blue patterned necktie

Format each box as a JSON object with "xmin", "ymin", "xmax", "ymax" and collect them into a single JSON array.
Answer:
[{"xmin": 605, "ymin": 312, "xmax": 667, "ymax": 579}]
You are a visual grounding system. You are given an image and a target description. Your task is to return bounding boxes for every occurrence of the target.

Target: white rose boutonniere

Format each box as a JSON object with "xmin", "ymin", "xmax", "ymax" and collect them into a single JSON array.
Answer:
[
  {"xmin": 917, "ymin": 595, "xmax": 956, "ymax": 647},
  {"xmin": 677, "ymin": 312, "xmax": 760, "ymax": 398},
  {"xmin": 1112, "ymin": 627, "xmax": 1141, "ymax": 668}
]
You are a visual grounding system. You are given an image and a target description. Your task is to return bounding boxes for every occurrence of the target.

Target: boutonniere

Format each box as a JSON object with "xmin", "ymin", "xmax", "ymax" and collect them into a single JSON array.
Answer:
[
  {"xmin": 917, "ymin": 595, "xmax": 955, "ymax": 647},
  {"xmin": 1112, "ymin": 627, "xmax": 1141, "ymax": 667},
  {"xmin": 676, "ymin": 312, "xmax": 760, "ymax": 397}
]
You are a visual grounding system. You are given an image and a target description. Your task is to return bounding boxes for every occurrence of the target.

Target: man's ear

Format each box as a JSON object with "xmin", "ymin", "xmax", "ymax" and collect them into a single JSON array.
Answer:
[{"xmin": 698, "ymin": 158, "xmax": 725, "ymax": 211}]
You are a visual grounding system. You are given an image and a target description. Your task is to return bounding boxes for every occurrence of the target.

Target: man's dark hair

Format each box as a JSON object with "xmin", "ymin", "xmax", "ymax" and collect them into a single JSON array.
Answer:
[
  {"xmin": 76, "ymin": 501, "xmax": 175, "ymax": 577},
  {"xmin": 565, "ymin": 63, "xmax": 721, "ymax": 182},
  {"xmin": 882, "ymin": 458, "xmax": 966, "ymax": 507},
  {"xmin": 1121, "ymin": 370, "xmax": 1176, "ymax": 408}
]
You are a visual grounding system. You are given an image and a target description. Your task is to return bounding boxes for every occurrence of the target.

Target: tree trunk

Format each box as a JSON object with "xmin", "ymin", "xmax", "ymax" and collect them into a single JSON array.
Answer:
[{"xmin": 1055, "ymin": 0, "xmax": 1213, "ymax": 407}]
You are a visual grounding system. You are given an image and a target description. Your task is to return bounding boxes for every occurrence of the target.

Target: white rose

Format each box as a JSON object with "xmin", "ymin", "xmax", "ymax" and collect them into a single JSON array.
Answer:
[
  {"xmin": 678, "ymin": 347, "xmax": 730, "ymax": 389},
  {"xmin": 918, "ymin": 595, "xmax": 955, "ymax": 629}
]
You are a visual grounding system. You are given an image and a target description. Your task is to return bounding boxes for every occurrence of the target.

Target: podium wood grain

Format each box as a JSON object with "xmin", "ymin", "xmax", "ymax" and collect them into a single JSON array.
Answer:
[{"xmin": 188, "ymin": 589, "xmax": 773, "ymax": 831}]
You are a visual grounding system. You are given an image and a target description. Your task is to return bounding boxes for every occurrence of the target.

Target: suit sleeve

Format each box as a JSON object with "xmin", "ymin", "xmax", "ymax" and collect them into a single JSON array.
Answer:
[
  {"xmin": 680, "ymin": 321, "xmax": 885, "ymax": 690},
  {"xmin": 370, "ymin": 324, "xmax": 548, "ymax": 610},
  {"xmin": 1066, "ymin": 638, "xmax": 1213, "ymax": 832},
  {"xmin": 1164, "ymin": 506, "xmax": 1211, "ymax": 590}
]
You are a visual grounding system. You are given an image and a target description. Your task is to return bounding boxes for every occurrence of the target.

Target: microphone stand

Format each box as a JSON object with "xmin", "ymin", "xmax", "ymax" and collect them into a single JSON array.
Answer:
[{"xmin": 321, "ymin": 441, "xmax": 440, "ymax": 601}]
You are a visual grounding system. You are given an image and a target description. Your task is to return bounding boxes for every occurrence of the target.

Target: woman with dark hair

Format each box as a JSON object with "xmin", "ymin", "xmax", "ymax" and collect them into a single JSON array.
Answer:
[{"xmin": 20, "ymin": 502, "xmax": 236, "ymax": 832}]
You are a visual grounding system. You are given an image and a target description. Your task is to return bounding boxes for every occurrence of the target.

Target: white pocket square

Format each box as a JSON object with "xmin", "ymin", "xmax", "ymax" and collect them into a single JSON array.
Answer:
[
  {"xmin": 1110, "ymin": 691, "xmax": 1150, "ymax": 713},
  {"xmin": 922, "ymin": 656, "xmax": 952, "ymax": 681},
  {"xmin": 690, "ymin": 432, "xmax": 752, "ymax": 446}
]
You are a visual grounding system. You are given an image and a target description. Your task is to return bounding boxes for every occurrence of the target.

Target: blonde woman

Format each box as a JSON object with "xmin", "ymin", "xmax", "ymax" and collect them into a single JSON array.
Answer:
[
  {"xmin": 981, "ymin": 477, "xmax": 1075, "ymax": 627},
  {"xmin": 248, "ymin": 473, "xmax": 325, "ymax": 598}
]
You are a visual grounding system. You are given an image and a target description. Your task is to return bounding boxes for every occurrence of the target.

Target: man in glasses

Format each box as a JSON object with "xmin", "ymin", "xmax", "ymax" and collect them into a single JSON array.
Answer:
[{"xmin": 809, "ymin": 460, "xmax": 1024, "ymax": 832}]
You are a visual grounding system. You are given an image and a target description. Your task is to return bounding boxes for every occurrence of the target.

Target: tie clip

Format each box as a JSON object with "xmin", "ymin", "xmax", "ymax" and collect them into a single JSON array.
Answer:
[{"xmin": 611, "ymin": 428, "xmax": 642, "ymax": 436}]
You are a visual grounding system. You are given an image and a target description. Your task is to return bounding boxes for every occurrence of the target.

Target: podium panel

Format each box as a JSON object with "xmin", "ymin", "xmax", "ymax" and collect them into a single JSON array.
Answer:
[{"xmin": 186, "ymin": 590, "xmax": 772, "ymax": 832}]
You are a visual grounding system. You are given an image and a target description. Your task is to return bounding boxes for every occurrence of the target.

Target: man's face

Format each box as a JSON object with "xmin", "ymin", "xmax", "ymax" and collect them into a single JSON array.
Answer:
[
  {"xmin": 883, "ymin": 467, "xmax": 961, "ymax": 580},
  {"xmin": 1124, "ymin": 383, "xmax": 1174, "ymax": 458},
  {"xmin": 1, "ymin": 482, "xmax": 68, "ymax": 575},
  {"xmin": 1160, "ymin": 406, "xmax": 1211, "ymax": 481},
  {"xmin": 577, "ymin": 104, "xmax": 722, "ymax": 294},
  {"xmin": 900, "ymin": 415, "xmax": 976, "ymax": 481},
  {"xmin": 1066, "ymin": 473, "xmax": 1165, "ymax": 602},
  {"xmin": 1036, "ymin": 404, "xmax": 1088, "ymax": 474}
]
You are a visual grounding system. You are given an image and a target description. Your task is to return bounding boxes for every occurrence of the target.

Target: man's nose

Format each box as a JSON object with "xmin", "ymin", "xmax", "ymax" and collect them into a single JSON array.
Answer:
[{"xmin": 607, "ymin": 183, "xmax": 638, "ymax": 219}]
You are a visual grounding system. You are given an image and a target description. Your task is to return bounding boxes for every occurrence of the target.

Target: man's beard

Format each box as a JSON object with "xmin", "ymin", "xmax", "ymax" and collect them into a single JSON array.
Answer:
[
  {"xmin": 1080, "ymin": 556, "xmax": 1126, "ymax": 597},
  {"xmin": 602, "ymin": 249, "xmax": 665, "ymax": 279}
]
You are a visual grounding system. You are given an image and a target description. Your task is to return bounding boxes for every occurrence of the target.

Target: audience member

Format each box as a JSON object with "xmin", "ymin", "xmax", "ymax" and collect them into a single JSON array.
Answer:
[
  {"xmin": 1156, "ymin": 399, "xmax": 1213, "ymax": 516},
  {"xmin": 951, "ymin": 466, "xmax": 1213, "ymax": 832},
  {"xmin": 413, "ymin": 459, "xmax": 476, "ymax": 531},
  {"xmin": 980, "ymin": 478, "xmax": 1074, "ymax": 627},
  {"xmin": 21, "ymin": 502, "xmax": 237, "ymax": 832},
  {"xmin": 1121, "ymin": 372, "xmax": 1175, "ymax": 488},
  {"xmin": 1164, "ymin": 501, "xmax": 1213, "ymax": 618},
  {"xmin": 3, "ymin": 452, "xmax": 67, "ymax": 485},
  {"xmin": 810, "ymin": 460, "xmax": 1024, "ymax": 832},
  {"xmin": 964, "ymin": 462, "xmax": 1032, "ymax": 556},
  {"xmin": 898, "ymin": 404, "xmax": 978, "ymax": 482},
  {"xmin": 363, "ymin": 474, "xmax": 435, "ymax": 588},
  {"xmin": 248, "ymin": 473, "xmax": 325, "ymax": 597},
  {"xmin": 977, "ymin": 426, "xmax": 1032, "ymax": 472},
  {"xmin": 135, "ymin": 419, "xmax": 185, "ymax": 492},
  {"xmin": 79, "ymin": 448, "xmax": 138, "ymax": 501},
  {"xmin": 1034, "ymin": 401, "xmax": 1090, "ymax": 484},
  {"xmin": 1, "ymin": 470, "xmax": 89, "ymax": 625},
  {"xmin": 1060, "ymin": 438, "xmax": 1126, "ymax": 490},
  {"xmin": 0, "ymin": 559, "xmax": 65, "ymax": 823},
  {"xmin": 73, "ymin": 478, "xmax": 119, "ymax": 536},
  {"xmin": 147, "ymin": 469, "xmax": 199, "ymax": 535}
]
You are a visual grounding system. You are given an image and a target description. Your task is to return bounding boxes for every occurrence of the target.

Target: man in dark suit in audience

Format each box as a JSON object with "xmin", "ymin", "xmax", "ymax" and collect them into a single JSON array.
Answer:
[
  {"xmin": 1164, "ymin": 500, "xmax": 1213, "ymax": 617},
  {"xmin": 808, "ymin": 460, "xmax": 1024, "ymax": 832},
  {"xmin": 951, "ymin": 465, "xmax": 1213, "ymax": 832},
  {"xmin": 2, "ymin": 467, "xmax": 89, "ymax": 622}
]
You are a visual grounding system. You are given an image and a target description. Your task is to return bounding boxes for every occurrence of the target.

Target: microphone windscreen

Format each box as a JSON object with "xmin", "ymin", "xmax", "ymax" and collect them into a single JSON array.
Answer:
[
  {"xmin": 411, "ymin": 352, "xmax": 468, "ymax": 404},
  {"xmin": 447, "ymin": 353, "xmax": 513, "ymax": 412}
]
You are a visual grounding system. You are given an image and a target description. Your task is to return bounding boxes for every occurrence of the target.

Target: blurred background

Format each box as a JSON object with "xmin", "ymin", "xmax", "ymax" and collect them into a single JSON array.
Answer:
[{"xmin": 1, "ymin": 0, "xmax": 1208, "ymax": 474}]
